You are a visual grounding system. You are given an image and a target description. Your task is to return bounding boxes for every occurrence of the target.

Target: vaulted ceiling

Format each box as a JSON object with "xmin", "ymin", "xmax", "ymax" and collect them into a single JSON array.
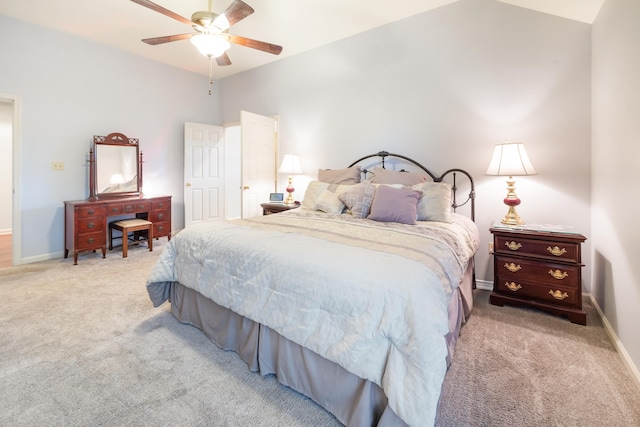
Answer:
[{"xmin": 0, "ymin": 0, "xmax": 605, "ymax": 78}]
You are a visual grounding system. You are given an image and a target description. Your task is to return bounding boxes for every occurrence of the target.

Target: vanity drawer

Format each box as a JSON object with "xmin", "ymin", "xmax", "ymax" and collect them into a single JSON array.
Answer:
[
  {"xmin": 152, "ymin": 198, "xmax": 170, "ymax": 210},
  {"xmin": 494, "ymin": 235, "xmax": 581, "ymax": 263},
  {"xmin": 123, "ymin": 201, "xmax": 150, "ymax": 213},
  {"xmin": 149, "ymin": 209, "xmax": 169, "ymax": 223},
  {"xmin": 77, "ymin": 217, "xmax": 105, "ymax": 234},
  {"xmin": 495, "ymin": 278, "xmax": 579, "ymax": 308},
  {"xmin": 153, "ymin": 221, "xmax": 171, "ymax": 238},
  {"xmin": 495, "ymin": 256, "xmax": 580, "ymax": 289},
  {"xmin": 105, "ymin": 204, "xmax": 123, "ymax": 215},
  {"xmin": 76, "ymin": 231, "xmax": 106, "ymax": 250},
  {"xmin": 76, "ymin": 205, "xmax": 106, "ymax": 218}
]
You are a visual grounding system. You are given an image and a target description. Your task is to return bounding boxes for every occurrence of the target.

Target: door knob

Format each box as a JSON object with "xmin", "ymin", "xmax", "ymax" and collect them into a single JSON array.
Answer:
[
  {"xmin": 243, "ymin": 186, "xmax": 250, "ymax": 190},
  {"xmin": 186, "ymin": 182, "xmax": 192, "ymax": 187}
]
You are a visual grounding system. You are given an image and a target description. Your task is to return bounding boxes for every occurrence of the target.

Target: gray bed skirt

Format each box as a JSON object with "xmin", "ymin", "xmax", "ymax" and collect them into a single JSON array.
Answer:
[{"xmin": 167, "ymin": 261, "xmax": 474, "ymax": 426}]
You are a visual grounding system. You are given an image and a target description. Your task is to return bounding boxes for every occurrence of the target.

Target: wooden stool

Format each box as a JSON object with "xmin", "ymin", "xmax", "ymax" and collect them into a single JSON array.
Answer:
[{"xmin": 109, "ymin": 219, "xmax": 153, "ymax": 258}]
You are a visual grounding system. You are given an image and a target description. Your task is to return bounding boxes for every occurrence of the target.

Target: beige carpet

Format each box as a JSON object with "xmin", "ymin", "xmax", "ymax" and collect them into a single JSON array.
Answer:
[{"xmin": 1, "ymin": 241, "xmax": 639, "ymax": 426}]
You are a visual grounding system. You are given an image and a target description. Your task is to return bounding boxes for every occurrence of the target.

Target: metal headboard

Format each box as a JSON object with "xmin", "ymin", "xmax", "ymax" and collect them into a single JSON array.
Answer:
[{"xmin": 348, "ymin": 150, "xmax": 476, "ymax": 221}]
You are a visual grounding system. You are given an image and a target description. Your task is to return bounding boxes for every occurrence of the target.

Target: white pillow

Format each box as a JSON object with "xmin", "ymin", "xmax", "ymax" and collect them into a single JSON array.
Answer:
[
  {"xmin": 301, "ymin": 181, "xmax": 356, "ymax": 210},
  {"xmin": 301, "ymin": 181, "xmax": 331, "ymax": 209},
  {"xmin": 413, "ymin": 182, "xmax": 452, "ymax": 222},
  {"xmin": 315, "ymin": 189, "xmax": 345, "ymax": 214}
]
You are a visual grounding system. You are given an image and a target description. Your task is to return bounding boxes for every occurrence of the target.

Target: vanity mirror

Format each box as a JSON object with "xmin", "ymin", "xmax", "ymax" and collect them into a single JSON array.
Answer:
[{"xmin": 89, "ymin": 132, "xmax": 143, "ymax": 200}]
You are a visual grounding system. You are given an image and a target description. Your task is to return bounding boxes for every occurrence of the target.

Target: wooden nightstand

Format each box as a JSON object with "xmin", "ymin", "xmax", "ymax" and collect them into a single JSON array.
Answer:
[
  {"xmin": 490, "ymin": 225, "xmax": 587, "ymax": 325},
  {"xmin": 260, "ymin": 202, "xmax": 300, "ymax": 215}
]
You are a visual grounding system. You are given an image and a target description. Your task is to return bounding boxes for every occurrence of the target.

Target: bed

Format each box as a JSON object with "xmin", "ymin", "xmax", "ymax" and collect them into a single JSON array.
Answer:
[{"xmin": 146, "ymin": 151, "xmax": 478, "ymax": 426}]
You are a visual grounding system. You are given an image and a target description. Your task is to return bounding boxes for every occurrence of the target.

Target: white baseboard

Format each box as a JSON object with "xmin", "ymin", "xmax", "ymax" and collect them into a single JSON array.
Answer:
[
  {"xmin": 588, "ymin": 294, "xmax": 640, "ymax": 393},
  {"xmin": 475, "ymin": 279, "xmax": 493, "ymax": 291},
  {"xmin": 18, "ymin": 250, "xmax": 65, "ymax": 265}
]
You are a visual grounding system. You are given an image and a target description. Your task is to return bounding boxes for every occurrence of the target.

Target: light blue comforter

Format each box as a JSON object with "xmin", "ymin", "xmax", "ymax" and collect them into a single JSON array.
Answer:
[{"xmin": 147, "ymin": 210, "xmax": 478, "ymax": 426}]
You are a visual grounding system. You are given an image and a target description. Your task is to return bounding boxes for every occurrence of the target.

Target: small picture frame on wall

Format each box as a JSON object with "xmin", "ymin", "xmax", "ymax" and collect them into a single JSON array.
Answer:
[{"xmin": 269, "ymin": 193, "xmax": 284, "ymax": 203}]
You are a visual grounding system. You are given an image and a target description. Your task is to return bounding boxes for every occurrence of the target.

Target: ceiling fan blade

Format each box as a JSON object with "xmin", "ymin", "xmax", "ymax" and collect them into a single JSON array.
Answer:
[
  {"xmin": 227, "ymin": 34, "xmax": 283, "ymax": 55},
  {"xmin": 214, "ymin": 0, "xmax": 254, "ymax": 30},
  {"xmin": 142, "ymin": 33, "xmax": 195, "ymax": 45},
  {"xmin": 216, "ymin": 53, "xmax": 232, "ymax": 66},
  {"xmin": 130, "ymin": 0, "xmax": 192, "ymax": 26}
]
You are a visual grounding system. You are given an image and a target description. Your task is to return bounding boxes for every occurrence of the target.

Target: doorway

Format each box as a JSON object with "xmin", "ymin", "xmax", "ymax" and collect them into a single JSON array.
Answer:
[
  {"xmin": 184, "ymin": 112, "xmax": 277, "ymax": 227},
  {"xmin": 0, "ymin": 96, "xmax": 18, "ymax": 268}
]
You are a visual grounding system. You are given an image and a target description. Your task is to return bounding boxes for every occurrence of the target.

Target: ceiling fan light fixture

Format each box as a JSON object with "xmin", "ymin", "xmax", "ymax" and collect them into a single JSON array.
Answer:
[
  {"xmin": 191, "ymin": 34, "xmax": 230, "ymax": 58},
  {"xmin": 191, "ymin": 11, "xmax": 218, "ymax": 28},
  {"xmin": 212, "ymin": 14, "xmax": 230, "ymax": 31}
]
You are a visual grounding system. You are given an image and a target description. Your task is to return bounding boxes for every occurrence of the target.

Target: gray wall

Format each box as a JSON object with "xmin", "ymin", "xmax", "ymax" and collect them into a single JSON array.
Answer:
[
  {"xmin": 592, "ymin": 0, "xmax": 640, "ymax": 376},
  {"xmin": 0, "ymin": 13, "xmax": 221, "ymax": 261},
  {"xmin": 220, "ymin": 0, "xmax": 592, "ymax": 290}
]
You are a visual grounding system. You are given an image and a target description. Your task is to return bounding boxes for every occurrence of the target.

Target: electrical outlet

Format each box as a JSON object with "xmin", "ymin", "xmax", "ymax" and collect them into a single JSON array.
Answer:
[
  {"xmin": 52, "ymin": 162, "xmax": 64, "ymax": 171},
  {"xmin": 488, "ymin": 242, "xmax": 494, "ymax": 254}
]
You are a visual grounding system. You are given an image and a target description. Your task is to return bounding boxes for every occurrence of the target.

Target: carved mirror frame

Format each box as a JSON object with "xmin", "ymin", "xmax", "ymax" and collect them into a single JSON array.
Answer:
[{"xmin": 89, "ymin": 132, "xmax": 143, "ymax": 200}]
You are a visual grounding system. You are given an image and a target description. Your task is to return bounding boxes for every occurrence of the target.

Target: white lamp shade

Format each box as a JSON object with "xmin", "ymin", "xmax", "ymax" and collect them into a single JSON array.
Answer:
[
  {"xmin": 278, "ymin": 154, "xmax": 302, "ymax": 175},
  {"xmin": 486, "ymin": 143, "xmax": 537, "ymax": 176}
]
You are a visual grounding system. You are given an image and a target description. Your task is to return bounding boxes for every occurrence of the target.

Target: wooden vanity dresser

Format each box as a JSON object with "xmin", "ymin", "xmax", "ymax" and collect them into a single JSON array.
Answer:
[
  {"xmin": 65, "ymin": 132, "xmax": 171, "ymax": 264},
  {"xmin": 490, "ymin": 225, "xmax": 587, "ymax": 325},
  {"xmin": 64, "ymin": 195, "xmax": 171, "ymax": 264}
]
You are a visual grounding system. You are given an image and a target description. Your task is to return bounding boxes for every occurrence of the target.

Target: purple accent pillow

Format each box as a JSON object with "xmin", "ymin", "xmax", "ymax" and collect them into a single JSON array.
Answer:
[{"xmin": 368, "ymin": 185, "xmax": 422, "ymax": 225}]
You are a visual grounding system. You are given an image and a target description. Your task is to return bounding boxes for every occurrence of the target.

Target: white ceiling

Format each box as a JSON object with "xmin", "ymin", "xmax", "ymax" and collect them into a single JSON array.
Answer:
[{"xmin": 0, "ymin": 0, "xmax": 605, "ymax": 79}]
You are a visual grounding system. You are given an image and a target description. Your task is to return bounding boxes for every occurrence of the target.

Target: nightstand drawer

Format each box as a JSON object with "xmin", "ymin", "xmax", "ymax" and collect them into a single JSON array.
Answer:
[
  {"xmin": 261, "ymin": 202, "xmax": 299, "ymax": 215},
  {"xmin": 490, "ymin": 226, "xmax": 586, "ymax": 325},
  {"xmin": 495, "ymin": 256, "xmax": 580, "ymax": 288},
  {"xmin": 495, "ymin": 235, "xmax": 580, "ymax": 263},
  {"xmin": 495, "ymin": 279, "xmax": 579, "ymax": 307}
]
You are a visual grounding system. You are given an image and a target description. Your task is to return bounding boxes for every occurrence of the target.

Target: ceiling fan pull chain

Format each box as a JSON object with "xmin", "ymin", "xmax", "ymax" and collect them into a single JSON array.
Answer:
[{"xmin": 208, "ymin": 55, "xmax": 214, "ymax": 95}]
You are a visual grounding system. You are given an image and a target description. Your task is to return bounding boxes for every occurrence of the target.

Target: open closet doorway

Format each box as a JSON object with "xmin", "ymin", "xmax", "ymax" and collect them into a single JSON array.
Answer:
[
  {"xmin": 0, "ymin": 94, "xmax": 21, "ymax": 268},
  {"xmin": 223, "ymin": 112, "xmax": 279, "ymax": 219},
  {"xmin": 184, "ymin": 112, "xmax": 277, "ymax": 228}
]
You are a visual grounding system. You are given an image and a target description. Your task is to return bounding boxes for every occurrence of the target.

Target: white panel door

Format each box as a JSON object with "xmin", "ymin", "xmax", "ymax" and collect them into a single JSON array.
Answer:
[
  {"xmin": 184, "ymin": 122, "xmax": 224, "ymax": 228},
  {"xmin": 240, "ymin": 111, "xmax": 277, "ymax": 218}
]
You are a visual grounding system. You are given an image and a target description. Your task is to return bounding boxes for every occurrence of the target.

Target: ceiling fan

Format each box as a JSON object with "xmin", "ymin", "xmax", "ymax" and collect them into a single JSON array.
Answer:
[{"xmin": 131, "ymin": 0, "xmax": 283, "ymax": 93}]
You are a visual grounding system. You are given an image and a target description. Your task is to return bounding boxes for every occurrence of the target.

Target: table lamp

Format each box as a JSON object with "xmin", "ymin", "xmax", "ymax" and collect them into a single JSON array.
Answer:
[
  {"xmin": 278, "ymin": 154, "xmax": 302, "ymax": 205},
  {"xmin": 486, "ymin": 142, "xmax": 537, "ymax": 225}
]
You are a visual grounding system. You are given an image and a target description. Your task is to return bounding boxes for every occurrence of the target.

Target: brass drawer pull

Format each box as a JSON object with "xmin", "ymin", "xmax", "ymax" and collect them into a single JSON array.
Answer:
[
  {"xmin": 87, "ymin": 222, "xmax": 95, "ymax": 229},
  {"xmin": 504, "ymin": 262, "xmax": 522, "ymax": 272},
  {"xmin": 88, "ymin": 209, "xmax": 94, "ymax": 215},
  {"xmin": 549, "ymin": 290, "xmax": 569, "ymax": 300},
  {"xmin": 157, "ymin": 213, "xmax": 164, "ymax": 219},
  {"xmin": 547, "ymin": 246, "xmax": 567, "ymax": 256},
  {"xmin": 505, "ymin": 282, "xmax": 522, "ymax": 292},
  {"xmin": 505, "ymin": 241, "xmax": 522, "ymax": 251},
  {"xmin": 87, "ymin": 238, "xmax": 94, "ymax": 244},
  {"xmin": 548, "ymin": 269, "xmax": 569, "ymax": 280}
]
